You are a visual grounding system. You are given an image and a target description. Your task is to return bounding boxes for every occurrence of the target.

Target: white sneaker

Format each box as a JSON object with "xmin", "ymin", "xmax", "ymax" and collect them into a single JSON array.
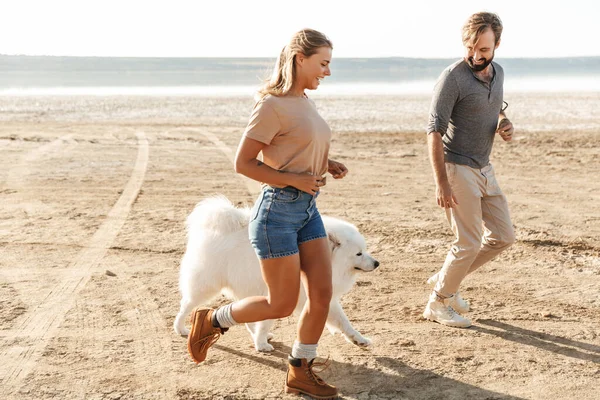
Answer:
[
  {"xmin": 426, "ymin": 273, "xmax": 470, "ymax": 313},
  {"xmin": 423, "ymin": 293, "xmax": 472, "ymax": 328}
]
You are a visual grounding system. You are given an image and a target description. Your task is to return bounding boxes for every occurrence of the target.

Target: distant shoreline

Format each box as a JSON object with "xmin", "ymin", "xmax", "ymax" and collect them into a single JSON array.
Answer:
[
  {"xmin": 2, "ymin": 55, "xmax": 599, "ymax": 93},
  {"xmin": 2, "ymin": 54, "xmax": 600, "ymax": 60}
]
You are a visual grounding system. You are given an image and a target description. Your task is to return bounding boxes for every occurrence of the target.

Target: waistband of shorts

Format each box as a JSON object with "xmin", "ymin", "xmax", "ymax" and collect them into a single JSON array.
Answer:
[{"xmin": 261, "ymin": 185, "xmax": 320, "ymax": 200}]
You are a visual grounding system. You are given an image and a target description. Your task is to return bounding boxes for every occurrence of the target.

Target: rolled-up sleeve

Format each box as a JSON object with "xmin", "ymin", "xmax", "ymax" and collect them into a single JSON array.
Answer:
[{"xmin": 427, "ymin": 70, "xmax": 459, "ymax": 136}]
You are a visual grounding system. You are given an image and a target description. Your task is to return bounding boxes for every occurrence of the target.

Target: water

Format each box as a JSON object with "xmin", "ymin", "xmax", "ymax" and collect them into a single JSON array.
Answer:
[{"xmin": 1, "ymin": 55, "xmax": 599, "ymax": 96}]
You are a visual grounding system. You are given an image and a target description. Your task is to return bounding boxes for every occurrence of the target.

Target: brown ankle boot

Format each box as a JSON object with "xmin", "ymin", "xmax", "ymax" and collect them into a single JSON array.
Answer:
[
  {"xmin": 285, "ymin": 356, "xmax": 338, "ymax": 399},
  {"xmin": 187, "ymin": 308, "xmax": 227, "ymax": 363}
]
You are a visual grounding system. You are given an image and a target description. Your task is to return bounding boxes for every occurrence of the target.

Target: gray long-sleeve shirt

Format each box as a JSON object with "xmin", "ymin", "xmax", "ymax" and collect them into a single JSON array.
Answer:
[{"xmin": 427, "ymin": 59, "xmax": 504, "ymax": 169}]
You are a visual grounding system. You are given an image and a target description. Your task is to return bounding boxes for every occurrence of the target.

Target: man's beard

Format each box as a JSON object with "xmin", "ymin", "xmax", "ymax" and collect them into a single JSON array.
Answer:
[{"xmin": 466, "ymin": 52, "xmax": 494, "ymax": 72}]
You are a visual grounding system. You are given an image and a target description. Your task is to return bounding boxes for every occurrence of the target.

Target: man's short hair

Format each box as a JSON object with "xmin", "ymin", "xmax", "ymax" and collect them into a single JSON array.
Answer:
[{"xmin": 462, "ymin": 12, "xmax": 503, "ymax": 46}]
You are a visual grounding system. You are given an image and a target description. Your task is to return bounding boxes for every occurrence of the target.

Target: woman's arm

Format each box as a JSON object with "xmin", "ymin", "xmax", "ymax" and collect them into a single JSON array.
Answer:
[{"xmin": 234, "ymin": 136, "xmax": 324, "ymax": 195}]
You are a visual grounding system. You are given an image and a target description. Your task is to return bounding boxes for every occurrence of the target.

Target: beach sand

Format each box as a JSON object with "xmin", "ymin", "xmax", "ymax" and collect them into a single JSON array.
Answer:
[{"xmin": 1, "ymin": 93, "xmax": 599, "ymax": 399}]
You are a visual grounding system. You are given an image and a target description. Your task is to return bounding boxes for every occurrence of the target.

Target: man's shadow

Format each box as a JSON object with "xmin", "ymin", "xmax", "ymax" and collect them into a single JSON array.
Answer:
[
  {"xmin": 214, "ymin": 342, "xmax": 525, "ymax": 399},
  {"xmin": 472, "ymin": 319, "xmax": 600, "ymax": 364}
]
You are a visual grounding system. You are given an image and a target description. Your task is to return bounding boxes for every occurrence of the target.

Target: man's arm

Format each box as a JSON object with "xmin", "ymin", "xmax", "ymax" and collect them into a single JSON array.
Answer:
[
  {"xmin": 428, "ymin": 132, "xmax": 458, "ymax": 209},
  {"xmin": 427, "ymin": 70, "xmax": 460, "ymax": 209}
]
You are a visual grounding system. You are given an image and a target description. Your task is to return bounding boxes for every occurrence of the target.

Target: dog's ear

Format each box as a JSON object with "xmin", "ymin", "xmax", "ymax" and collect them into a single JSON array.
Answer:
[{"xmin": 328, "ymin": 232, "xmax": 341, "ymax": 252}]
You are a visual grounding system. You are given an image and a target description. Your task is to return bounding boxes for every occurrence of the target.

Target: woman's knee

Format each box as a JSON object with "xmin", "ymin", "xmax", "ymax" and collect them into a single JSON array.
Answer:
[
  {"xmin": 308, "ymin": 284, "xmax": 332, "ymax": 309},
  {"xmin": 268, "ymin": 297, "xmax": 297, "ymax": 319}
]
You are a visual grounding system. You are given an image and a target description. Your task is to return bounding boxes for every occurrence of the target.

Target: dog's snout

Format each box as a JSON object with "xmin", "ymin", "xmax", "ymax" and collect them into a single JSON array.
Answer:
[{"xmin": 373, "ymin": 260, "xmax": 379, "ymax": 268}]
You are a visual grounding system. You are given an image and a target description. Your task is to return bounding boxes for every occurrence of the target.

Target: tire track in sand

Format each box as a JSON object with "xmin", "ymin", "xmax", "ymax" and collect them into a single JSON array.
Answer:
[
  {"xmin": 110, "ymin": 254, "xmax": 179, "ymax": 397},
  {"xmin": 174, "ymin": 127, "xmax": 261, "ymax": 195},
  {"xmin": 3, "ymin": 134, "xmax": 78, "ymax": 189},
  {"xmin": 0, "ymin": 132, "xmax": 149, "ymax": 390}
]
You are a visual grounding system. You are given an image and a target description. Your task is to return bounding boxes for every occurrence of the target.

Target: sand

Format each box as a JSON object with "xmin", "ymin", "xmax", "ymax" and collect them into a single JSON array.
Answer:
[{"xmin": 1, "ymin": 92, "xmax": 599, "ymax": 399}]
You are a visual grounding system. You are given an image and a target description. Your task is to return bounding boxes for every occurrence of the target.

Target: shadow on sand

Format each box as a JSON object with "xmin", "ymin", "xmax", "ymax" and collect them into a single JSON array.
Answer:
[
  {"xmin": 472, "ymin": 319, "xmax": 600, "ymax": 364},
  {"xmin": 213, "ymin": 342, "xmax": 525, "ymax": 400}
]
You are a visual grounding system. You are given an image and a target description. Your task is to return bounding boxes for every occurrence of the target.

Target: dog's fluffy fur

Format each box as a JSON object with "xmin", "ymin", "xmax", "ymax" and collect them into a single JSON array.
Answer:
[{"xmin": 174, "ymin": 196, "xmax": 378, "ymax": 352}]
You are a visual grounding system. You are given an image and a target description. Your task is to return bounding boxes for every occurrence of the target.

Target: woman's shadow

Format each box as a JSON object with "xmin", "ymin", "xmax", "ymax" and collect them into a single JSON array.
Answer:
[{"xmin": 213, "ymin": 342, "xmax": 525, "ymax": 399}]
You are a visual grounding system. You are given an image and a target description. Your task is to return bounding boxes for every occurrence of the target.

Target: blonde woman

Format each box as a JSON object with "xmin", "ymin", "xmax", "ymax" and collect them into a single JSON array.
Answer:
[{"xmin": 187, "ymin": 28, "xmax": 347, "ymax": 399}]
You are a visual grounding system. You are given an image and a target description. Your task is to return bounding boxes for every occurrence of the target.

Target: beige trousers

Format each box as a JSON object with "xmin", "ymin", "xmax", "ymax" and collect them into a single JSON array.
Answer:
[{"xmin": 434, "ymin": 163, "xmax": 515, "ymax": 298}]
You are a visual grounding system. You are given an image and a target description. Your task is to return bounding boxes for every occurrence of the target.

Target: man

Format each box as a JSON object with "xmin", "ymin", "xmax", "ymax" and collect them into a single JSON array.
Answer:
[{"xmin": 424, "ymin": 12, "xmax": 516, "ymax": 328}]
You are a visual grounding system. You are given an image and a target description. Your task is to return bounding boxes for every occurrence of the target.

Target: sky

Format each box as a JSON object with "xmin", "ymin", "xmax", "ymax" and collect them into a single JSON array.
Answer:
[{"xmin": 1, "ymin": 0, "xmax": 598, "ymax": 59}]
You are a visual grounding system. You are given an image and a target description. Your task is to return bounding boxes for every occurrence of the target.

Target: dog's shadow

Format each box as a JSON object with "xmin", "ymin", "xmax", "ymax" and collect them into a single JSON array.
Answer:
[{"xmin": 213, "ymin": 341, "xmax": 525, "ymax": 399}]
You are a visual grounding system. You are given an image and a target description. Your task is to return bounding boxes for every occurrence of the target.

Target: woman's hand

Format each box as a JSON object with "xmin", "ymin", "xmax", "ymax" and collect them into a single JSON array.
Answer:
[
  {"xmin": 328, "ymin": 159, "xmax": 348, "ymax": 179},
  {"xmin": 289, "ymin": 173, "xmax": 326, "ymax": 195}
]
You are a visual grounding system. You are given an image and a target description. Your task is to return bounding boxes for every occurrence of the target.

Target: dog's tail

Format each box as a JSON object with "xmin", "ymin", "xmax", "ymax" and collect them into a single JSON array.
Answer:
[{"xmin": 186, "ymin": 195, "xmax": 250, "ymax": 237}]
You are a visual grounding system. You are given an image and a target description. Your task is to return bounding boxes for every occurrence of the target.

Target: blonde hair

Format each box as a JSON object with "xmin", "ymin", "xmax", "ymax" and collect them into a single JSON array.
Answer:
[
  {"xmin": 257, "ymin": 29, "xmax": 332, "ymax": 100},
  {"xmin": 462, "ymin": 12, "xmax": 503, "ymax": 46}
]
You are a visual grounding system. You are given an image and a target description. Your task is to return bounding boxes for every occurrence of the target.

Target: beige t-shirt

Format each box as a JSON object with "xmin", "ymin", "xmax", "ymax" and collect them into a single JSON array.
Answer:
[{"xmin": 243, "ymin": 94, "xmax": 331, "ymax": 187}]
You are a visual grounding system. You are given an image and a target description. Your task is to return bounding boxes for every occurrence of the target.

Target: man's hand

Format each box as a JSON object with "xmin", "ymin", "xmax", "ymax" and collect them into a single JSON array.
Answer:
[
  {"xmin": 436, "ymin": 181, "xmax": 459, "ymax": 209},
  {"xmin": 328, "ymin": 159, "xmax": 348, "ymax": 179},
  {"xmin": 497, "ymin": 118, "xmax": 514, "ymax": 142}
]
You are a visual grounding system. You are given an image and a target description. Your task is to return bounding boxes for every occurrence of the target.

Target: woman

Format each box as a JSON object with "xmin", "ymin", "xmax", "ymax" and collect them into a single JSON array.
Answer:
[{"xmin": 187, "ymin": 28, "xmax": 347, "ymax": 399}]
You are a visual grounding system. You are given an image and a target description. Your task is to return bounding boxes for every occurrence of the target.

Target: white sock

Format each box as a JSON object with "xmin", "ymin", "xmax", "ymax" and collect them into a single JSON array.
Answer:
[
  {"xmin": 291, "ymin": 341, "xmax": 318, "ymax": 361},
  {"xmin": 215, "ymin": 303, "xmax": 237, "ymax": 329}
]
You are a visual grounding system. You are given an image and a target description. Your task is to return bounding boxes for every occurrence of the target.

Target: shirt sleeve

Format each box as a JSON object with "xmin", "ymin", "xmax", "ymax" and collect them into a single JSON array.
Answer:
[
  {"xmin": 243, "ymin": 99, "xmax": 281, "ymax": 145},
  {"xmin": 427, "ymin": 69, "xmax": 459, "ymax": 136}
]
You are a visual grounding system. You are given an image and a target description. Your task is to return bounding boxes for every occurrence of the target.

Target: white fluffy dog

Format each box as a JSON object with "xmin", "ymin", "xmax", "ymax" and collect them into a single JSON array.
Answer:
[{"xmin": 174, "ymin": 196, "xmax": 379, "ymax": 352}]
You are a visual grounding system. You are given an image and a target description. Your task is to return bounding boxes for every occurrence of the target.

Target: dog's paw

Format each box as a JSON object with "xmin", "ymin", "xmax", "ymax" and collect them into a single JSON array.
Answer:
[
  {"xmin": 174, "ymin": 325, "xmax": 190, "ymax": 336},
  {"xmin": 267, "ymin": 333, "xmax": 274, "ymax": 341},
  {"xmin": 255, "ymin": 342, "xmax": 275, "ymax": 352},
  {"xmin": 346, "ymin": 334, "xmax": 372, "ymax": 348}
]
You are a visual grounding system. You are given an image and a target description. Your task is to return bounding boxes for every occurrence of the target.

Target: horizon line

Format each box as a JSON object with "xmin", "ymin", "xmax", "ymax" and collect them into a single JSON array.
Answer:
[{"xmin": 2, "ymin": 54, "xmax": 600, "ymax": 61}]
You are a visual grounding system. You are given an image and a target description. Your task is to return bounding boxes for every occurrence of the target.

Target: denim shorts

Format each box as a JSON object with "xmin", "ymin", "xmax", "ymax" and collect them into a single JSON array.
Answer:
[{"xmin": 248, "ymin": 186, "xmax": 327, "ymax": 259}]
